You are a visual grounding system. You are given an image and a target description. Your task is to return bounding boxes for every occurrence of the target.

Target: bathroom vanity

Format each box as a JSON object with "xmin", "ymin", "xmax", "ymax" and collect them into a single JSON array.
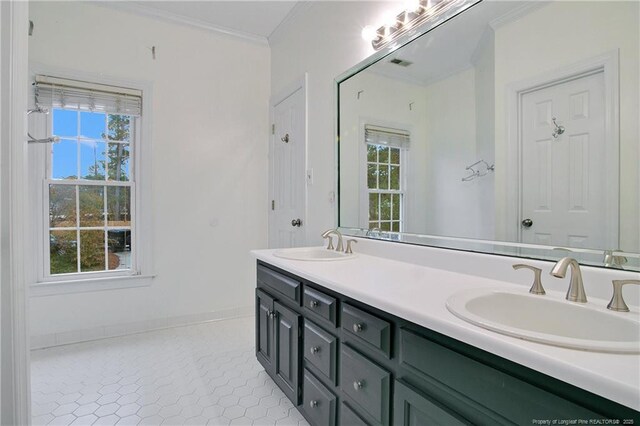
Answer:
[
  {"xmin": 252, "ymin": 246, "xmax": 640, "ymax": 425},
  {"xmin": 254, "ymin": 0, "xmax": 640, "ymax": 423}
]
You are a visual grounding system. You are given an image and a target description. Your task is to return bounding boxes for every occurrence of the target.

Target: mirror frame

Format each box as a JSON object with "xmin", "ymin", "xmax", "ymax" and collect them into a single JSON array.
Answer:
[{"xmin": 334, "ymin": 0, "xmax": 638, "ymax": 271}]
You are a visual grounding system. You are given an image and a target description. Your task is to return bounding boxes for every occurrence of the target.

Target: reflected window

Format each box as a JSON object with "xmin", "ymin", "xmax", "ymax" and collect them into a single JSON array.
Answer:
[{"xmin": 365, "ymin": 125, "xmax": 408, "ymax": 232}]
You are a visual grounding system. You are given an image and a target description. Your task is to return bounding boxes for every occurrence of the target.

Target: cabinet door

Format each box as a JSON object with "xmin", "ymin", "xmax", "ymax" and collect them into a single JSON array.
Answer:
[
  {"xmin": 274, "ymin": 301, "xmax": 302, "ymax": 405},
  {"xmin": 256, "ymin": 289, "xmax": 275, "ymax": 372},
  {"xmin": 394, "ymin": 380, "xmax": 467, "ymax": 426}
]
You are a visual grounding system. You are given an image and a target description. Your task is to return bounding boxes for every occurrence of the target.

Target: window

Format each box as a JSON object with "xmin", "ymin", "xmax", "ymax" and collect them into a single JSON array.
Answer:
[
  {"xmin": 365, "ymin": 125, "xmax": 409, "ymax": 232},
  {"xmin": 35, "ymin": 75, "xmax": 142, "ymax": 278}
]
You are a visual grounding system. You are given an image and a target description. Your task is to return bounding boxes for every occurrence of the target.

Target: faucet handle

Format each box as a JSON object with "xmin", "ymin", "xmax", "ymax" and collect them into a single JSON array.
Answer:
[
  {"xmin": 512, "ymin": 264, "xmax": 545, "ymax": 295},
  {"xmin": 345, "ymin": 239, "xmax": 357, "ymax": 254},
  {"xmin": 324, "ymin": 235, "xmax": 334, "ymax": 250},
  {"xmin": 607, "ymin": 279, "xmax": 640, "ymax": 312}
]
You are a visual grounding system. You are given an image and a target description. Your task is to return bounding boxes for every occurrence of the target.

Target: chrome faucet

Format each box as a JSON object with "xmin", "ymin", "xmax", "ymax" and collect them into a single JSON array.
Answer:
[
  {"xmin": 321, "ymin": 229, "xmax": 343, "ymax": 252},
  {"xmin": 603, "ymin": 250, "xmax": 627, "ymax": 269},
  {"xmin": 512, "ymin": 264, "xmax": 545, "ymax": 295},
  {"xmin": 607, "ymin": 280, "xmax": 640, "ymax": 312},
  {"xmin": 550, "ymin": 257, "xmax": 587, "ymax": 303}
]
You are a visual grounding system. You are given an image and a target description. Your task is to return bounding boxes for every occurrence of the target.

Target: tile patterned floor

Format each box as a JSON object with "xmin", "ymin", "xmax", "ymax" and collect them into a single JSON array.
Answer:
[{"xmin": 31, "ymin": 316, "xmax": 309, "ymax": 426}]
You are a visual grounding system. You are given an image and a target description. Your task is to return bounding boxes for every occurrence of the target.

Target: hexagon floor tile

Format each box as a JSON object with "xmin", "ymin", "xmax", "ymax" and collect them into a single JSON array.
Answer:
[{"xmin": 32, "ymin": 317, "xmax": 309, "ymax": 426}]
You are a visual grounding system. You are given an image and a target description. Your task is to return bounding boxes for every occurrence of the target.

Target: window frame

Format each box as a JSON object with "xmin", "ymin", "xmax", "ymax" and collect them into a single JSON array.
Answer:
[
  {"xmin": 358, "ymin": 120, "xmax": 410, "ymax": 233},
  {"xmin": 365, "ymin": 143, "xmax": 405, "ymax": 232},
  {"xmin": 42, "ymin": 109, "xmax": 139, "ymax": 280},
  {"xmin": 28, "ymin": 65, "xmax": 153, "ymax": 290}
]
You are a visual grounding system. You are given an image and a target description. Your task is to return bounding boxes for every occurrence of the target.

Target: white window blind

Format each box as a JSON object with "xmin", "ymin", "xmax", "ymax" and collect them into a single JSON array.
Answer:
[
  {"xmin": 35, "ymin": 75, "xmax": 143, "ymax": 116},
  {"xmin": 364, "ymin": 125, "xmax": 410, "ymax": 149}
]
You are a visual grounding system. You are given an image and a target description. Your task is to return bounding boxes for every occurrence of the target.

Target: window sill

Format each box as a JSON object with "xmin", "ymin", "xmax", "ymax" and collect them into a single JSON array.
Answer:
[{"xmin": 30, "ymin": 274, "xmax": 155, "ymax": 297}]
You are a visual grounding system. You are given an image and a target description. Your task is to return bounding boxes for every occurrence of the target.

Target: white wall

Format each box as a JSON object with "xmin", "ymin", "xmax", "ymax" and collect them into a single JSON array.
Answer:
[
  {"xmin": 423, "ymin": 68, "xmax": 480, "ymax": 238},
  {"xmin": 493, "ymin": 1, "xmax": 639, "ymax": 251},
  {"xmin": 472, "ymin": 30, "xmax": 495, "ymax": 240},
  {"xmin": 28, "ymin": 2, "xmax": 270, "ymax": 339},
  {"xmin": 339, "ymin": 71, "xmax": 429, "ymax": 233},
  {"xmin": 269, "ymin": 1, "xmax": 398, "ymax": 244}
]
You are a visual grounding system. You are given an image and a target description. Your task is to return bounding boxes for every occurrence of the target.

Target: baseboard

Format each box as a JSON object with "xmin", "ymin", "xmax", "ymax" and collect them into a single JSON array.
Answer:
[{"xmin": 30, "ymin": 305, "xmax": 254, "ymax": 350}]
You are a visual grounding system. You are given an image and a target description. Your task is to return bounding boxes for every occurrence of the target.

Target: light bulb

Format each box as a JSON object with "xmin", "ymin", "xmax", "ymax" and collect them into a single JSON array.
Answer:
[
  {"xmin": 361, "ymin": 25, "xmax": 377, "ymax": 42},
  {"xmin": 384, "ymin": 11, "xmax": 399, "ymax": 28},
  {"xmin": 403, "ymin": 0, "xmax": 421, "ymax": 13}
]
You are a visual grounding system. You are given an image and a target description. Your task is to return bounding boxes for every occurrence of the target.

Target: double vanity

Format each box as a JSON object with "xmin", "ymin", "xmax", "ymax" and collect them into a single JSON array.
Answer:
[
  {"xmin": 255, "ymin": 0, "xmax": 640, "ymax": 422},
  {"xmin": 252, "ymin": 237, "xmax": 640, "ymax": 425}
]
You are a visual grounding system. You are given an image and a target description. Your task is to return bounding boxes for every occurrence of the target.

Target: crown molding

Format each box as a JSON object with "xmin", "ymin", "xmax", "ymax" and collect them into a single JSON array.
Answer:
[
  {"xmin": 95, "ymin": 1, "xmax": 269, "ymax": 46},
  {"xmin": 268, "ymin": 1, "xmax": 314, "ymax": 44},
  {"xmin": 488, "ymin": 0, "xmax": 549, "ymax": 30}
]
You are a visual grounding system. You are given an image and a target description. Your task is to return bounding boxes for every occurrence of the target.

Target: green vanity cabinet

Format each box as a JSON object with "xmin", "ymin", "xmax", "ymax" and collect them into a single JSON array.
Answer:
[
  {"xmin": 394, "ymin": 380, "xmax": 467, "ymax": 425},
  {"xmin": 303, "ymin": 369, "xmax": 338, "ymax": 426},
  {"xmin": 255, "ymin": 270, "xmax": 303, "ymax": 406},
  {"xmin": 255, "ymin": 261, "xmax": 640, "ymax": 425},
  {"xmin": 273, "ymin": 301, "xmax": 302, "ymax": 405},
  {"xmin": 340, "ymin": 345, "xmax": 391, "ymax": 425},
  {"xmin": 255, "ymin": 289, "xmax": 275, "ymax": 372}
]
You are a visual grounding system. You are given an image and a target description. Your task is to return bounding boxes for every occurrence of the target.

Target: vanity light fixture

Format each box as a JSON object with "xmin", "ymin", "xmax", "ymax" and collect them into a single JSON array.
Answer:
[{"xmin": 366, "ymin": 0, "xmax": 473, "ymax": 50}]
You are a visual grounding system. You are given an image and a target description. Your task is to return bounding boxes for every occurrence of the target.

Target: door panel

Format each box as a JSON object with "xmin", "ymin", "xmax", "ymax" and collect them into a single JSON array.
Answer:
[
  {"xmin": 255, "ymin": 289, "xmax": 275, "ymax": 372},
  {"xmin": 521, "ymin": 71, "xmax": 610, "ymax": 249},
  {"xmin": 274, "ymin": 301, "xmax": 301, "ymax": 404},
  {"xmin": 269, "ymin": 87, "xmax": 306, "ymax": 249},
  {"xmin": 394, "ymin": 381, "xmax": 466, "ymax": 426}
]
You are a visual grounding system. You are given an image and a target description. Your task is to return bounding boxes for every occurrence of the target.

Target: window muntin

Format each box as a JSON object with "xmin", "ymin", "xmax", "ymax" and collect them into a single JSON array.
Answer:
[
  {"xmin": 47, "ymin": 109, "xmax": 134, "ymax": 276},
  {"xmin": 366, "ymin": 144, "xmax": 403, "ymax": 232}
]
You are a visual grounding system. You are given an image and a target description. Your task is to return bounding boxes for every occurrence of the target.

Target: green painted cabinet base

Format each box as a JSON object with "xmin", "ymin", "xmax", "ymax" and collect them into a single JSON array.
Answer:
[
  {"xmin": 256, "ymin": 261, "xmax": 640, "ymax": 426},
  {"xmin": 394, "ymin": 380, "xmax": 466, "ymax": 426}
]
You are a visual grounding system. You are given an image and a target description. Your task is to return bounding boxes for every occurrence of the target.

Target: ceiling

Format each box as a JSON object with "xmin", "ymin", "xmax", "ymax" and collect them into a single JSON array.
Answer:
[{"xmin": 126, "ymin": 1, "xmax": 299, "ymax": 41}]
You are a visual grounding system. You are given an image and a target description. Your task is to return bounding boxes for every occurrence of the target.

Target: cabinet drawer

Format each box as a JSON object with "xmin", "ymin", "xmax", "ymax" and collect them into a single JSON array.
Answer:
[
  {"xmin": 257, "ymin": 265, "xmax": 301, "ymax": 303},
  {"xmin": 341, "ymin": 402, "xmax": 369, "ymax": 426},
  {"xmin": 303, "ymin": 287, "xmax": 337, "ymax": 326},
  {"xmin": 304, "ymin": 321, "xmax": 337, "ymax": 384},
  {"xmin": 340, "ymin": 345, "xmax": 391, "ymax": 425},
  {"xmin": 399, "ymin": 328, "xmax": 601, "ymax": 423},
  {"xmin": 342, "ymin": 303, "xmax": 391, "ymax": 358},
  {"xmin": 303, "ymin": 369, "xmax": 337, "ymax": 426},
  {"xmin": 394, "ymin": 380, "xmax": 466, "ymax": 425}
]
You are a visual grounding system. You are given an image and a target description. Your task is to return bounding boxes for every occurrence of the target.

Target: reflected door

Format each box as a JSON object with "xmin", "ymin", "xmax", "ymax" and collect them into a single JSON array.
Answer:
[
  {"xmin": 269, "ymin": 87, "xmax": 306, "ymax": 248},
  {"xmin": 520, "ymin": 71, "xmax": 610, "ymax": 249}
]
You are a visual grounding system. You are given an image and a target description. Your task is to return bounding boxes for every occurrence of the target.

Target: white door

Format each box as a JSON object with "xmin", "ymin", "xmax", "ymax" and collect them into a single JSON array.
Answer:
[
  {"xmin": 269, "ymin": 86, "xmax": 306, "ymax": 248},
  {"xmin": 520, "ymin": 71, "xmax": 612, "ymax": 249}
]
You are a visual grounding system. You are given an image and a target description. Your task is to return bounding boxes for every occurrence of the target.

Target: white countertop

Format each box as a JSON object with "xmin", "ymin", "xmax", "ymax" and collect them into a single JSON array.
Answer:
[{"xmin": 252, "ymin": 247, "xmax": 640, "ymax": 411}]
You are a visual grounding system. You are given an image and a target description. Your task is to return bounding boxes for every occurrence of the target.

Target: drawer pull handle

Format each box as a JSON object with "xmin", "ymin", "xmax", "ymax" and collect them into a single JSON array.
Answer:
[
  {"xmin": 309, "ymin": 400, "xmax": 318, "ymax": 408},
  {"xmin": 309, "ymin": 346, "xmax": 320, "ymax": 355},
  {"xmin": 353, "ymin": 380, "xmax": 365, "ymax": 391},
  {"xmin": 309, "ymin": 300, "xmax": 319, "ymax": 308},
  {"xmin": 352, "ymin": 323, "xmax": 364, "ymax": 333}
]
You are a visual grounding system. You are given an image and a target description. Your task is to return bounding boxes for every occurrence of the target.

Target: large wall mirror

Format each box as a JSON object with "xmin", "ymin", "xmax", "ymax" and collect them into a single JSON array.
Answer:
[{"xmin": 338, "ymin": 0, "xmax": 640, "ymax": 270}]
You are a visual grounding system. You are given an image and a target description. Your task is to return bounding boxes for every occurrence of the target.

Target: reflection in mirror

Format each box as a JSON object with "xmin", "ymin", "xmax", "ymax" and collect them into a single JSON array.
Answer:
[{"xmin": 338, "ymin": 1, "xmax": 639, "ymax": 270}]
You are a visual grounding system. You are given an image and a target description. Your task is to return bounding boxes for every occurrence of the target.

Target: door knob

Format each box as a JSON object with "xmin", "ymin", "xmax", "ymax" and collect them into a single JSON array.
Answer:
[
  {"xmin": 521, "ymin": 218, "xmax": 533, "ymax": 228},
  {"xmin": 281, "ymin": 133, "xmax": 289, "ymax": 143},
  {"xmin": 291, "ymin": 218, "xmax": 302, "ymax": 227}
]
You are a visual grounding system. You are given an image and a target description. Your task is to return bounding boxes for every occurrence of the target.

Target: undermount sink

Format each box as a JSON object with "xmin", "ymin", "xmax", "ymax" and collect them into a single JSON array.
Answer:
[
  {"xmin": 446, "ymin": 288, "xmax": 640, "ymax": 353},
  {"xmin": 273, "ymin": 247, "xmax": 356, "ymax": 261}
]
